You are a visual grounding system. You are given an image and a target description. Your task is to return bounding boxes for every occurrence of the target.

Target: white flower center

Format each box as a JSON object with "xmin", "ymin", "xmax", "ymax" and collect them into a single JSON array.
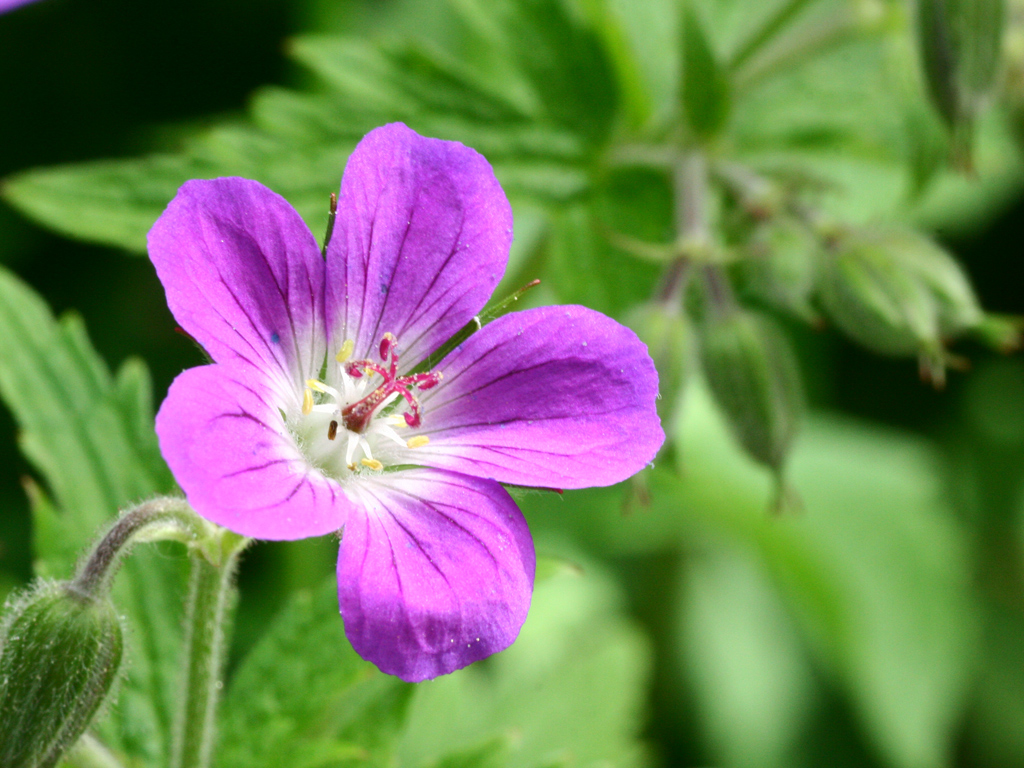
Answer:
[{"xmin": 288, "ymin": 333, "xmax": 440, "ymax": 482}]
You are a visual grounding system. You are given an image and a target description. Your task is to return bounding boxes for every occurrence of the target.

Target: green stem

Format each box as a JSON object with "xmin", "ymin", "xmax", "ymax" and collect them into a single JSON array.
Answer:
[
  {"xmin": 65, "ymin": 735, "xmax": 126, "ymax": 768},
  {"xmin": 321, "ymin": 192, "xmax": 338, "ymax": 258},
  {"xmin": 413, "ymin": 279, "xmax": 542, "ymax": 373},
  {"xmin": 729, "ymin": 0, "xmax": 816, "ymax": 71},
  {"xmin": 169, "ymin": 531, "xmax": 246, "ymax": 768},
  {"xmin": 675, "ymin": 150, "xmax": 710, "ymax": 246},
  {"xmin": 733, "ymin": 5, "xmax": 878, "ymax": 92},
  {"xmin": 70, "ymin": 498, "xmax": 202, "ymax": 600}
]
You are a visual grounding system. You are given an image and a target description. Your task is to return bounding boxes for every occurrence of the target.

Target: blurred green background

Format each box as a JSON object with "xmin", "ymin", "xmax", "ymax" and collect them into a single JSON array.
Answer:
[{"xmin": 1, "ymin": 1, "xmax": 1023, "ymax": 767}]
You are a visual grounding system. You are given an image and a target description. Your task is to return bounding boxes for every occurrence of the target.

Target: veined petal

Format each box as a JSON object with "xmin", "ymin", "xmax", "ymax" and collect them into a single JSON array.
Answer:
[
  {"xmin": 156, "ymin": 362, "xmax": 351, "ymax": 540},
  {"xmin": 148, "ymin": 178, "xmax": 326, "ymax": 394},
  {"xmin": 325, "ymin": 123, "xmax": 512, "ymax": 368},
  {"xmin": 416, "ymin": 305, "xmax": 664, "ymax": 488},
  {"xmin": 337, "ymin": 469, "xmax": 534, "ymax": 682}
]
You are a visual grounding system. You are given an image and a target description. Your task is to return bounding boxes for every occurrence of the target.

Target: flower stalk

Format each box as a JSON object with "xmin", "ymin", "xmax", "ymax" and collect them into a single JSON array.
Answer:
[
  {"xmin": 71, "ymin": 498, "xmax": 201, "ymax": 600},
  {"xmin": 170, "ymin": 527, "xmax": 247, "ymax": 768}
]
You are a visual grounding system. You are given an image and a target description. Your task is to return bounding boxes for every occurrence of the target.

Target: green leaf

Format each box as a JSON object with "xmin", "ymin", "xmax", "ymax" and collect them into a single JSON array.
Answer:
[
  {"xmin": 575, "ymin": 0, "xmax": 680, "ymax": 129},
  {"xmin": 217, "ymin": 578, "xmax": 413, "ymax": 768},
  {"xmin": 471, "ymin": 0, "xmax": 619, "ymax": 143},
  {"xmin": 0, "ymin": 267, "xmax": 183, "ymax": 767},
  {"xmin": 2, "ymin": 155, "xmax": 205, "ymax": 254},
  {"xmin": 785, "ymin": 414, "xmax": 978, "ymax": 768},
  {"xmin": 677, "ymin": 546, "xmax": 815, "ymax": 768},
  {"xmin": 544, "ymin": 202, "xmax": 660, "ymax": 318},
  {"xmin": 2, "ymin": 27, "xmax": 595, "ymax": 255},
  {"xmin": 397, "ymin": 559, "xmax": 651, "ymax": 768},
  {"xmin": 524, "ymin": 380, "xmax": 978, "ymax": 768},
  {"xmin": 681, "ymin": 2, "xmax": 732, "ymax": 139}
]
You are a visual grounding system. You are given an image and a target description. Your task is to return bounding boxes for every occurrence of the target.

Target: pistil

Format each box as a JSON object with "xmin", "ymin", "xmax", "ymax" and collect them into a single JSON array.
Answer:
[
  {"xmin": 340, "ymin": 334, "xmax": 442, "ymax": 434},
  {"xmin": 297, "ymin": 333, "xmax": 440, "ymax": 477}
]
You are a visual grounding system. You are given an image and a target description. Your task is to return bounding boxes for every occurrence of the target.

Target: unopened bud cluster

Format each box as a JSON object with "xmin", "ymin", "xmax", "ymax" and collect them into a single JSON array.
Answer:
[
  {"xmin": 0, "ymin": 582, "xmax": 123, "ymax": 768},
  {"xmin": 629, "ymin": 140, "xmax": 1009, "ymax": 493},
  {"xmin": 626, "ymin": 300, "xmax": 693, "ymax": 426},
  {"xmin": 818, "ymin": 227, "xmax": 983, "ymax": 386},
  {"xmin": 699, "ymin": 305, "xmax": 803, "ymax": 498}
]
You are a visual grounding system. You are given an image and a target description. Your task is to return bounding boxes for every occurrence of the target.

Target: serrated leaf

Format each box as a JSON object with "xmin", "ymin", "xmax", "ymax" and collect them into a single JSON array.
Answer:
[
  {"xmin": 2, "ymin": 155, "xmax": 205, "ymax": 254},
  {"xmin": 473, "ymin": 0, "xmax": 619, "ymax": 143},
  {"xmin": 398, "ymin": 561, "xmax": 651, "ymax": 768},
  {"xmin": 291, "ymin": 36, "xmax": 530, "ymax": 125},
  {"xmin": 2, "ymin": 24, "xmax": 597, "ymax": 255},
  {"xmin": 217, "ymin": 578, "xmax": 413, "ymax": 768},
  {"xmin": 0, "ymin": 267, "xmax": 183, "ymax": 766}
]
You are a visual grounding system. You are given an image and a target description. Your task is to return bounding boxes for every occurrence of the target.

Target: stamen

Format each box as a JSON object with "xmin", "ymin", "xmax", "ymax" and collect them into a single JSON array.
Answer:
[
  {"xmin": 407, "ymin": 435, "xmax": 429, "ymax": 449},
  {"xmin": 306, "ymin": 378, "xmax": 338, "ymax": 398},
  {"xmin": 327, "ymin": 420, "xmax": 339, "ymax": 441},
  {"xmin": 322, "ymin": 331, "xmax": 444, "ymax": 436},
  {"xmin": 377, "ymin": 424, "xmax": 407, "ymax": 447},
  {"xmin": 346, "ymin": 433, "xmax": 360, "ymax": 467},
  {"xmin": 360, "ymin": 458, "xmax": 383, "ymax": 471},
  {"xmin": 379, "ymin": 332, "xmax": 397, "ymax": 361},
  {"xmin": 302, "ymin": 388, "xmax": 313, "ymax": 416},
  {"xmin": 336, "ymin": 339, "xmax": 354, "ymax": 363}
]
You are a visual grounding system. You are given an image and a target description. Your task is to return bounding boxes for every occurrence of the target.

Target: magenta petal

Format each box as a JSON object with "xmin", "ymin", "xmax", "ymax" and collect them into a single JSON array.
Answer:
[
  {"xmin": 148, "ymin": 178, "xmax": 325, "ymax": 385},
  {"xmin": 337, "ymin": 469, "xmax": 535, "ymax": 682},
  {"xmin": 417, "ymin": 305, "xmax": 664, "ymax": 488},
  {"xmin": 0, "ymin": 0, "xmax": 41, "ymax": 12},
  {"xmin": 325, "ymin": 123, "xmax": 512, "ymax": 367},
  {"xmin": 156, "ymin": 362, "xmax": 351, "ymax": 540}
]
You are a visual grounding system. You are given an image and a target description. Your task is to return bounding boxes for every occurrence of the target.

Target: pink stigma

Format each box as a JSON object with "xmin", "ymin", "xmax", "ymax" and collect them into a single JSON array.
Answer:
[{"xmin": 341, "ymin": 334, "xmax": 442, "ymax": 434}]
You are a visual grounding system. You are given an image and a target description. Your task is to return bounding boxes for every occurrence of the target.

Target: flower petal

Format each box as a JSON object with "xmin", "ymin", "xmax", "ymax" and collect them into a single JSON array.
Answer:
[
  {"xmin": 148, "ymin": 178, "xmax": 325, "ymax": 391},
  {"xmin": 156, "ymin": 361, "xmax": 351, "ymax": 540},
  {"xmin": 337, "ymin": 468, "xmax": 535, "ymax": 682},
  {"xmin": 416, "ymin": 305, "xmax": 664, "ymax": 488},
  {"xmin": 325, "ymin": 123, "xmax": 512, "ymax": 367}
]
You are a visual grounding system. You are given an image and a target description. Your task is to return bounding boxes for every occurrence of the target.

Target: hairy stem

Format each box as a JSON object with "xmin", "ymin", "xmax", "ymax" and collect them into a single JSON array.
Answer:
[
  {"xmin": 169, "ymin": 532, "xmax": 246, "ymax": 768},
  {"xmin": 70, "ymin": 498, "xmax": 201, "ymax": 600}
]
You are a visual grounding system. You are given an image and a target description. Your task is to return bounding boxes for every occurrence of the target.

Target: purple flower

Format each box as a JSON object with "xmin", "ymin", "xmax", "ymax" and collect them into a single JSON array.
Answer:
[
  {"xmin": 0, "ymin": 0, "xmax": 41, "ymax": 13},
  {"xmin": 150, "ymin": 123, "xmax": 663, "ymax": 682}
]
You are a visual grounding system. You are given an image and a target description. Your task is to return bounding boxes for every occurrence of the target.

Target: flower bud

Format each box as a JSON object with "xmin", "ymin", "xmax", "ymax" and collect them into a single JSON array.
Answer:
[
  {"xmin": 699, "ymin": 308, "xmax": 803, "ymax": 478},
  {"xmin": 0, "ymin": 581, "xmax": 124, "ymax": 768},
  {"xmin": 738, "ymin": 219, "xmax": 820, "ymax": 322},
  {"xmin": 625, "ymin": 300, "xmax": 694, "ymax": 424},
  {"xmin": 817, "ymin": 228, "xmax": 982, "ymax": 383},
  {"xmin": 916, "ymin": 0, "xmax": 1005, "ymax": 163}
]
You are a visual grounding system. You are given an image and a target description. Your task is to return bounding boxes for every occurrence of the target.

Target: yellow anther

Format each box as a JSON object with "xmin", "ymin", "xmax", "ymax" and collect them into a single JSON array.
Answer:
[
  {"xmin": 301, "ymin": 388, "xmax": 313, "ymax": 415},
  {"xmin": 406, "ymin": 436, "xmax": 430, "ymax": 449},
  {"xmin": 306, "ymin": 378, "xmax": 329, "ymax": 393},
  {"xmin": 387, "ymin": 415, "xmax": 408, "ymax": 428},
  {"xmin": 335, "ymin": 339, "xmax": 354, "ymax": 363},
  {"xmin": 360, "ymin": 458, "xmax": 384, "ymax": 471}
]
